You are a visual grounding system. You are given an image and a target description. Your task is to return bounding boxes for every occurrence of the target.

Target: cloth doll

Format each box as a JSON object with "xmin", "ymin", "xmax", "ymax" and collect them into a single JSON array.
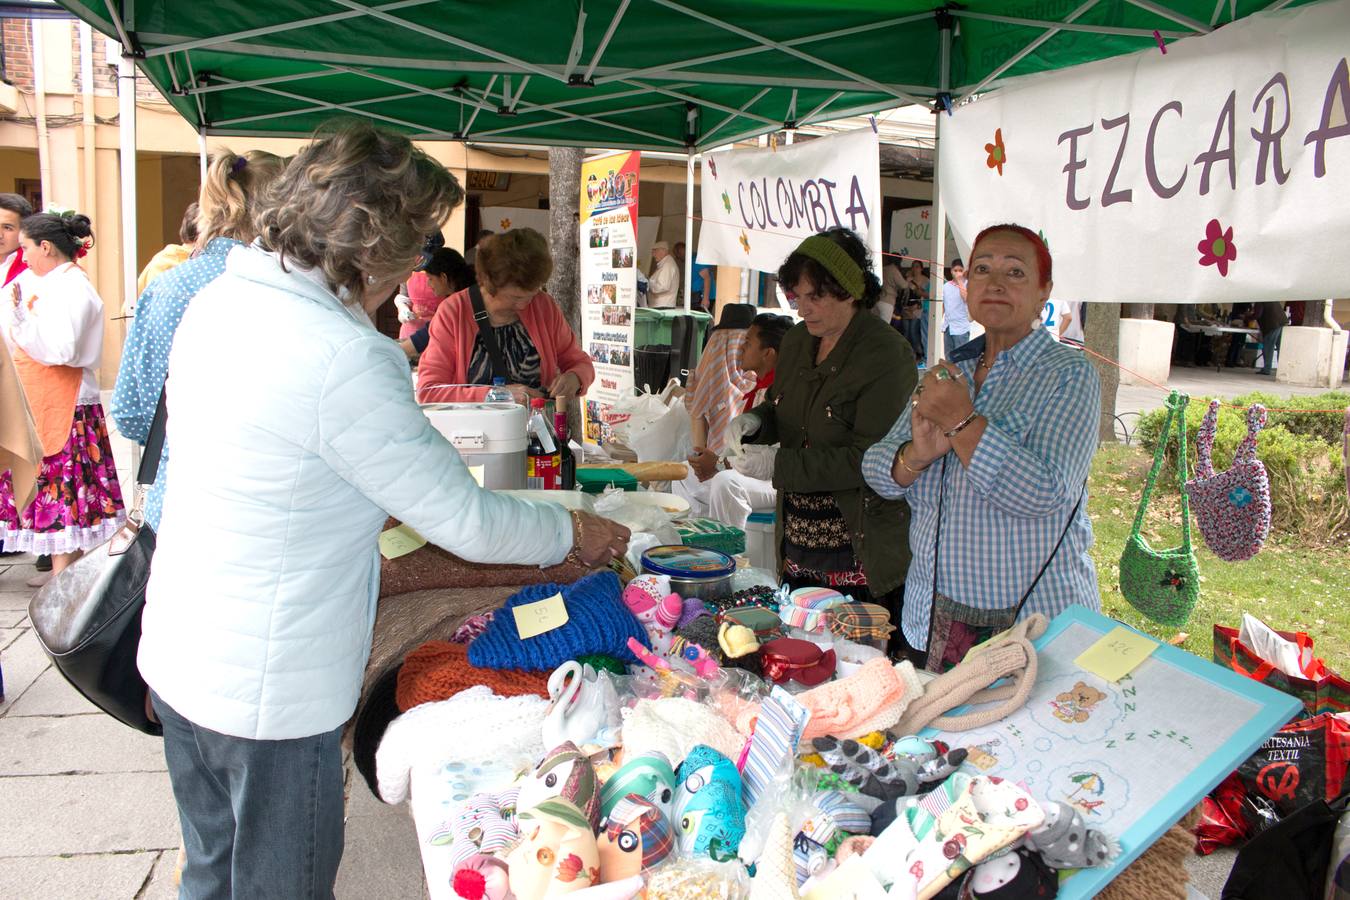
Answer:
[
  {"xmin": 623, "ymin": 573, "xmax": 683, "ymax": 655},
  {"xmin": 673, "ymin": 744, "xmax": 747, "ymax": 860},
  {"xmin": 518, "ymin": 742, "xmax": 602, "ymax": 832}
]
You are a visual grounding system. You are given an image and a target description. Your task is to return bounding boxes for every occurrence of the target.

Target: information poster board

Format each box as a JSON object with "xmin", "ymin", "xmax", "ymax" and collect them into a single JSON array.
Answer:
[{"xmin": 579, "ymin": 150, "xmax": 640, "ymax": 447}]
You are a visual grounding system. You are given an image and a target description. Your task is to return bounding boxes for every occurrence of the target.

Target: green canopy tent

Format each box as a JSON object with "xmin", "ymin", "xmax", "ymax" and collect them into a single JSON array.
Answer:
[{"xmin": 58, "ymin": 0, "xmax": 1318, "ymax": 334}]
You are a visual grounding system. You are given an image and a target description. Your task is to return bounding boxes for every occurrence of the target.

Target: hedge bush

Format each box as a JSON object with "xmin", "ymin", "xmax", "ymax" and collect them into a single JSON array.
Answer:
[{"xmin": 1135, "ymin": 391, "xmax": 1348, "ymax": 545}]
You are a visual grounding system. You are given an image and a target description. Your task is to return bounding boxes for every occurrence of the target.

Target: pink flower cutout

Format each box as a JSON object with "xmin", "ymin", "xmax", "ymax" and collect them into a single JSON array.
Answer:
[{"xmin": 1197, "ymin": 219, "xmax": 1237, "ymax": 276}]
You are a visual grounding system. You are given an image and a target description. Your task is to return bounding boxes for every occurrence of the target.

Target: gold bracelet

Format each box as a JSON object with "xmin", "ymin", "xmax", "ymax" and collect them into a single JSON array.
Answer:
[
  {"xmin": 898, "ymin": 442, "xmax": 928, "ymax": 477},
  {"xmin": 564, "ymin": 509, "xmax": 586, "ymax": 567}
]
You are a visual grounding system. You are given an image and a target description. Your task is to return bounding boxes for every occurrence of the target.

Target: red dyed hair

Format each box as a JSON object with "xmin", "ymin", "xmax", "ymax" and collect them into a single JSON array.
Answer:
[{"xmin": 971, "ymin": 224, "xmax": 1053, "ymax": 288}]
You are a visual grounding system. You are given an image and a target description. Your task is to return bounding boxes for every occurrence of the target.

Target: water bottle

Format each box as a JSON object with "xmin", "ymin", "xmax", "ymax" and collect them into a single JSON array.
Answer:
[{"xmin": 484, "ymin": 376, "xmax": 513, "ymax": 404}]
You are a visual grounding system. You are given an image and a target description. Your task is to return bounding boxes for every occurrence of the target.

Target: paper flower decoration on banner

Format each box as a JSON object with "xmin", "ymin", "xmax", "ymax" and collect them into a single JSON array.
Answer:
[
  {"xmin": 739, "ymin": 231, "xmax": 751, "ymax": 253},
  {"xmin": 721, "ymin": 190, "xmax": 732, "ymax": 214},
  {"xmin": 984, "ymin": 128, "xmax": 1007, "ymax": 175},
  {"xmin": 498, "ymin": 218, "xmax": 512, "ymax": 231},
  {"xmin": 708, "ymin": 158, "xmax": 717, "ymax": 179},
  {"xmin": 1197, "ymin": 219, "xmax": 1237, "ymax": 276}
]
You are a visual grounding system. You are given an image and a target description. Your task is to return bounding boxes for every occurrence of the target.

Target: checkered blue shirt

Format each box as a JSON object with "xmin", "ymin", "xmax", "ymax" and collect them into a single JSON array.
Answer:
[{"xmin": 861, "ymin": 327, "xmax": 1102, "ymax": 649}]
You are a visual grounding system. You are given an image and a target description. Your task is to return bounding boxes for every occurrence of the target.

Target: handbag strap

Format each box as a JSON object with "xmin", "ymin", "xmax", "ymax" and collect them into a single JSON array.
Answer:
[
  {"xmin": 1175, "ymin": 393, "xmax": 1192, "ymax": 552},
  {"xmin": 137, "ymin": 387, "xmax": 169, "ymax": 486},
  {"xmin": 931, "ymin": 453, "xmax": 1087, "ymax": 621},
  {"xmin": 1194, "ymin": 399, "xmax": 1220, "ymax": 479},
  {"xmin": 468, "ymin": 284, "xmax": 510, "ymax": 382},
  {"xmin": 1133, "ymin": 391, "xmax": 1190, "ymax": 550},
  {"xmin": 1235, "ymin": 403, "xmax": 1267, "ymax": 466}
]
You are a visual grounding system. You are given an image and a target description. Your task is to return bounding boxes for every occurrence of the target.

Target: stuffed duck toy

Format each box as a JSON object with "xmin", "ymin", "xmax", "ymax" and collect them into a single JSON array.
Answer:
[
  {"xmin": 518, "ymin": 742, "xmax": 602, "ymax": 833},
  {"xmin": 598, "ymin": 752, "xmax": 678, "ymax": 826},
  {"xmin": 543, "ymin": 662, "xmax": 622, "ymax": 750},
  {"xmin": 597, "ymin": 794, "xmax": 672, "ymax": 882},
  {"xmin": 672, "ymin": 744, "xmax": 746, "ymax": 860},
  {"xmin": 506, "ymin": 798, "xmax": 602, "ymax": 898}
]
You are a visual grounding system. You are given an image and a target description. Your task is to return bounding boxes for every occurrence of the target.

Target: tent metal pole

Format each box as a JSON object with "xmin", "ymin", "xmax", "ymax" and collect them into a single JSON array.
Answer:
[
  {"xmin": 683, "ymin": 151, "xmax": 694, "ymax": 313},
  {"xmin": 116, "ymin": 42, "xmax": 138, "ymax": 323},
  {"xmin": 929, "ymin": 12, "xmax": 953, "ymax": 369},
  {"xmin": 198, "ymin": 131, "xmax": 208, "ymax": 185}
]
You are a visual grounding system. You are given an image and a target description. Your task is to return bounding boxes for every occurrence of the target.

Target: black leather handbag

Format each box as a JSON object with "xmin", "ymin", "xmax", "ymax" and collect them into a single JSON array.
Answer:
[{"xmin": 28, "ymin": 389, "xmax": 167, "ymax": 735}]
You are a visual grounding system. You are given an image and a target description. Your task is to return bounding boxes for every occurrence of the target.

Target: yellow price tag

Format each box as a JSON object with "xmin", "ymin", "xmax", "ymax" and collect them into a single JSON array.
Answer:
[
  {"xmin": 378, "ymin": 523, "xmax": 427, "ymax": 560},
  {"xmin": 1075, "ymin": 626, "xmax": 1158, "ymax": 682},
  {"xmin": 513, "ymin": 592, "xmax": 569, "ymax": 640}
]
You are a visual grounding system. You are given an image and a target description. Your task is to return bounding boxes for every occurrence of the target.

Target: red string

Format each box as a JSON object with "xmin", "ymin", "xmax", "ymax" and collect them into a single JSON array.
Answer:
[{"xmin": 683, "ymin": 214, "xmax": 1345, "ymax": 415}]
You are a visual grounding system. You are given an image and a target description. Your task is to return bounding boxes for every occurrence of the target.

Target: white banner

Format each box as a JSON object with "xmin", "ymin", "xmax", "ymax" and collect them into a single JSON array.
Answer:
[
  {"xmin": 698, "ymin": 129, "xmax": 882, "ymax": 275},
  {"xmin": 888, "ymin": 206, "xmax": 960, "ymax": 266},
  {"xmin": 939, "ymin": 0, "xmax": 1350, "ymax": 303}
]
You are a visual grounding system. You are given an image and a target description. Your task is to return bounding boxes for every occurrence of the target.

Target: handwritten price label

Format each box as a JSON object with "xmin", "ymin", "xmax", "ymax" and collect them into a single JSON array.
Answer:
[
  {"xmin": 378, "ymin": 524, "xmax": 426, "ymax": 560},
  {"xmin": 1075, "ymin": 626, "xmax": 1158, "ymax": 682},
  {"xmin": 513, "ymin": 593, "xmax": 569, "ymax": 640}
]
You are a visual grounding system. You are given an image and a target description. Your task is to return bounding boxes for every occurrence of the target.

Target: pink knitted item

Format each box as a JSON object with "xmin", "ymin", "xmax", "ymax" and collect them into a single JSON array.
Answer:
[
  {"xmin": 731, "ymin": 658, "xmax": 923, "ymax": 741},
  {"xmin": 624, "ymin": 574, "xmax": 683, "ymax": 630},
  {"xmin": 1186, "ymin": 401, "xmax": 1271, "ymax": 562}
]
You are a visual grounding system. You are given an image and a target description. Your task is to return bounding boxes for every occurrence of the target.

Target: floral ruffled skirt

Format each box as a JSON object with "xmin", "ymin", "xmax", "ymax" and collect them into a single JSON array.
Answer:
[{"xmin": 1, "ymin": 402, "xmax": 126, "ymax": 555}]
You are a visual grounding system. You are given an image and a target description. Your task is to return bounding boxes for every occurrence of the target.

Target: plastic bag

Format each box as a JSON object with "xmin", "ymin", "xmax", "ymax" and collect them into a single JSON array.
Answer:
[
  {"xmin": 1197, "ymin": 713, "xmax": 1350, "ymax": 854},
  {"xmin": 610, "ymin": 380, "xmax": 693, "ymax": 463}
]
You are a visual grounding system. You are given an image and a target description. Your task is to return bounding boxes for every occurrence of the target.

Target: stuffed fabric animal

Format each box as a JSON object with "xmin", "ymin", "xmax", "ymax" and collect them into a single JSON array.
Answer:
[
  {"xmin": 450, "ymin": 853, "xmax": 513, "ymax": 900},
  {"xmin": 433, "ymin": 787, "xmax": 520, "ymax": 869},
  {"xmin": 597, "ymin": 794, "xmax": 672, "ymax": 881},
  {"xmin": 673, "ymin": 744, "xmax": 746, "ymax": 860},
  {"xmin": 599, "ymin": 752, "xmax": 677, "ymax": 825},
  {"xmin": 518, "ymin": 742, "xmax": 602, "ymax": 832},
  {"xmin": 507, "ymin": 799, "xmax": 602, "ymax": 897}
]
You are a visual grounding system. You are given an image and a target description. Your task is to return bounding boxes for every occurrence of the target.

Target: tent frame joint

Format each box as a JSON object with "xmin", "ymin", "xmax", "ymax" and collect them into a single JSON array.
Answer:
[{"xmin": 567, "ymin": 74, "xmax": 595, "ymax": 87}]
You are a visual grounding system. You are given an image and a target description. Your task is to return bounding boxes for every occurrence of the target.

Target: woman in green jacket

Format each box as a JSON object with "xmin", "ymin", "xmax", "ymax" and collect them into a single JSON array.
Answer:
[{"xmin": 729, "ymin": 228, "xmax": 919, "ymax": 638}]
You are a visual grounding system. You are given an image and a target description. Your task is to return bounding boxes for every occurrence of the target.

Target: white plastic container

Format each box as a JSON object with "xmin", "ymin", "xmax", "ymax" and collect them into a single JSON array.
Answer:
[{"xmin": 421, "ymin": 402, "xmax": 527, "ymax": 490}]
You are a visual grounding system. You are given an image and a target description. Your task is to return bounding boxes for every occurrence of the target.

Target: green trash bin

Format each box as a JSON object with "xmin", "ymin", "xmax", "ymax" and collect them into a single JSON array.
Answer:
[{"xmin": 634, "ymin": 308, "xmax": 712, "ymax": 368}]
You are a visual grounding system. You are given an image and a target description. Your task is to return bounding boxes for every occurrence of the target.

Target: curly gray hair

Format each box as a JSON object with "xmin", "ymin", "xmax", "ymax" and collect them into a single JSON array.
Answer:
[{"xmin": 254, "ymin": 121, "xmax": 464, "ymax": 299}]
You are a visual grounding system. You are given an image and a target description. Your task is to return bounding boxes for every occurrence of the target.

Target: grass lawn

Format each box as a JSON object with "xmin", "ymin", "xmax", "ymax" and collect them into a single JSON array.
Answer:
[{"xmin": 1088, "ymin": 443, "xmax": 1350, "ymax": 674}]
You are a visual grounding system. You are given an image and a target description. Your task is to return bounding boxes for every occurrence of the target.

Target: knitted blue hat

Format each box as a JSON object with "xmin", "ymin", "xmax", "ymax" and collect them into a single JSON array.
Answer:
[{"xmin": 468, "ymin": 571, "xmax": 651, "ymax": 671}]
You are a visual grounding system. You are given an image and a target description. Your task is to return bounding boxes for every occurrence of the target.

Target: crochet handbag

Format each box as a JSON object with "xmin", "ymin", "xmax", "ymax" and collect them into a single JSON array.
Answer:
[
  {"xmin": 1119, "ymin": 391, "xmax": 1200, "ymax": 627},
  {"xmin": 1186, "ymin": 400, "xmax": 1271, "ymax": 562}
]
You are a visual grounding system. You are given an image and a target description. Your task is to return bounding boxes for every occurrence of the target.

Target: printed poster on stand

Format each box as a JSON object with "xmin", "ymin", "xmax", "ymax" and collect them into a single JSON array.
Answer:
[{"xmin": 579, "ymin": 150, "xmax": 640, "ymax": 447}]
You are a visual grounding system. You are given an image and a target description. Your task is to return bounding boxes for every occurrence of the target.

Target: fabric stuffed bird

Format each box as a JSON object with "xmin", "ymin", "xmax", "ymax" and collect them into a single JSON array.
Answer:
[
  {"xmin": 518, "ymin": 741, "xmax": 602, "ymax": 832},
  {"xmin": 673, "ymin": 744, "xmax": 746, "ymax": 860}
]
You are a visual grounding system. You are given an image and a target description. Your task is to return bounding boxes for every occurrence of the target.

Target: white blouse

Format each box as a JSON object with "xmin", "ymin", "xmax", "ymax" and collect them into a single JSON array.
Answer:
[{"xmin": 2, "ymin": 262, "xmax": 105, "ymax": 404}]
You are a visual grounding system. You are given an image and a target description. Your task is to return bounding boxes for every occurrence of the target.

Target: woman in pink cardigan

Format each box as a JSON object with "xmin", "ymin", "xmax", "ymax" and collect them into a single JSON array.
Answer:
[{"xmin": 416, "ymin": 228, "xmax": 595, "ymax": 404}]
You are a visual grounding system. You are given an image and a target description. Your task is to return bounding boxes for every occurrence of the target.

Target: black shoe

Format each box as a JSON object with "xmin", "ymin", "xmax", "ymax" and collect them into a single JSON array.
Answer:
[{"xmin": 35, "ymin": 555, "xmax": 52, "ymax": 572}]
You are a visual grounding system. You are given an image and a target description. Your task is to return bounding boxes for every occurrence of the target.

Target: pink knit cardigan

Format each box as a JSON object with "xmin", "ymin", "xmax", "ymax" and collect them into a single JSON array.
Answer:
[{"xmin": 415, "ymin": 287, "xmax": 595, "ymax": 403}]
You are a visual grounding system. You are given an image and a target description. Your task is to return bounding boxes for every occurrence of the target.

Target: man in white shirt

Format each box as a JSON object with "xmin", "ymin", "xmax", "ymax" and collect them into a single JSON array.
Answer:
[
  {"xmin": 647, "ymin": 241, "xmax": 679, "ymax": 308},
  {"xmin": 1058, "ymin": 299, "xmax": 1085, "ymax": 346},
  {"xmin": 941, "ymin": 257, "xmax": 970, "ymax": 357}
]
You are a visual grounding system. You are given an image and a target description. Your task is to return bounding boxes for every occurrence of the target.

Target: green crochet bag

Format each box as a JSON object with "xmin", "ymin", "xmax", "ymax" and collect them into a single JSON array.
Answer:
[{"xmin": 1119, "ymin": 391, "xmax": 1200, "ymax": 627}]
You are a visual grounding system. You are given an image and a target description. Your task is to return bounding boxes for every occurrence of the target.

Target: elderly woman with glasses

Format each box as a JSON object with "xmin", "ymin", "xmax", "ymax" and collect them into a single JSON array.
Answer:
[{"xmin": 862, "ymin": 223, "xmax": 1101, "ymax": 670}]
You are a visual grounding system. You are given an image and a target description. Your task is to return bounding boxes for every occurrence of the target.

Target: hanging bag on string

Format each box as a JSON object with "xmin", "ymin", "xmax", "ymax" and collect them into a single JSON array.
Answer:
[
  {"xmin": 1119, "ymin": 391, "xmax": 1200, "ymax": 627},
  {"xmin": 1186, "ymin": 400, "xmax": 1271, "ymax": 562}
]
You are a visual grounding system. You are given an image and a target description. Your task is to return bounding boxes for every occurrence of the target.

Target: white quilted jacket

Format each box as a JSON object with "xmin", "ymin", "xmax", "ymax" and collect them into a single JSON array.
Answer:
[{"xmin": 137, "ymin": 246, "xmax": 571, "ymax": 740}]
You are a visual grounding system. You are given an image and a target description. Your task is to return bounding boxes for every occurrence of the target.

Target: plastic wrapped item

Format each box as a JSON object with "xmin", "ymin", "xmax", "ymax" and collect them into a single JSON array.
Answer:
[
  {"xmin": 729, "ymin": 567, "xmax": 782, "ymax": 595},
  {"xmin": 832, "ymin": 637, "xmax": 885, "ymax": 679},
  {"xmin": 596, "ymin": 487, "xmax": 683, "ymax": 545},
  {"xmin": 646, "ymin": 858, "xmax": 750, "ymax": 899}
]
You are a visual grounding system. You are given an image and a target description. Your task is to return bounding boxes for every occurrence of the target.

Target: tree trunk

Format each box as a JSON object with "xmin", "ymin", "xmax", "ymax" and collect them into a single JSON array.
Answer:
[
  {"xmin": 1086, "ymin": 302, "xmax": 1122, "ymax": 443},
  {"xmin": 1304, "ymin": 299, "xmax": 1328, "ymax": 328},
  {"xmin": 547, "ymin": 146, "xmax": 584, "ymax": 436}
]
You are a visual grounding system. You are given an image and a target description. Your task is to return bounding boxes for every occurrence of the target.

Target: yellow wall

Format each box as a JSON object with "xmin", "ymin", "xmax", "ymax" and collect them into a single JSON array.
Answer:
[{"xmin": 0, "ymin": 148, "xmax": 40, "ymax": 190}]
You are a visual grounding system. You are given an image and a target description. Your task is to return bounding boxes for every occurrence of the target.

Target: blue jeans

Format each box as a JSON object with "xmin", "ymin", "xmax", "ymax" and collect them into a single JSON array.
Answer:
[
  {"xmin": 944, "ymin": 329, "xmax": 970, "ymax": 358},
  {"xmin": 152, "ymin": 692, "xmax": 345, "ymax": 900}
]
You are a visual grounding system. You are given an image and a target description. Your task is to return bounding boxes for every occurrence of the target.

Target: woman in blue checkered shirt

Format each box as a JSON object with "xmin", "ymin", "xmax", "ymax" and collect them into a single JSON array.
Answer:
[{"xmin": 862, "ymin": 224, "xmax": 1101, "ymax": 664}]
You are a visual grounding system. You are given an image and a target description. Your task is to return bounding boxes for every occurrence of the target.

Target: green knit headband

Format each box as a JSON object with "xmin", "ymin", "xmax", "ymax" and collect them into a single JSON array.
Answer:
[{"xmin": 794, "ymin": 235, "xmax": 866, "ymax": 301}]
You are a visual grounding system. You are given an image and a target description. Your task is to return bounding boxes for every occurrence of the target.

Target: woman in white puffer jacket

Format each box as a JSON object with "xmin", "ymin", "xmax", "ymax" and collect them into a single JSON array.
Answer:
[{"xmin": 137, "ymin": 122, "xmax": 629, "ymax": 900}]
